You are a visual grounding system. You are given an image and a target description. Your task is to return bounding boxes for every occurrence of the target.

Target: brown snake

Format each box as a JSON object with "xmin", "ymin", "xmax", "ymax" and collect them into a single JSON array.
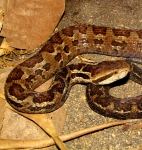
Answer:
[{"xmin": 5, "ymin": 25, "xmax": 142, "ymax": 119}]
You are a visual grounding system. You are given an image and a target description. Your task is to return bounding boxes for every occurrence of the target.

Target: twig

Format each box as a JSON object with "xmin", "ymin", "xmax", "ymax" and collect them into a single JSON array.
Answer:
[{"xmin": 0, "ymin": 119, "xmax": 136, "ymax": 149}]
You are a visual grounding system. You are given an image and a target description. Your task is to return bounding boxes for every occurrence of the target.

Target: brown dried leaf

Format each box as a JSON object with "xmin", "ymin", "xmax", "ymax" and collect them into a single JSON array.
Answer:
[
  {"xmin": 2, "ymin": 108, "xmax": 66, "ymax": 140},
  {"xmin": 0, "ymin": 7, "xmax": 4, "ymax": 31},
  {"xmin": 0, "ymin": 0, "xmax": 65, "ymax": 49},
  {"xmin": 0, "ymin": 66, "xmax": 13, "ymax": 92},
  {"xmin": 2, "ymin": 105, "xmax": 67, "ymax": 150},
  {"xmin": 0, "ymin": 38, "xmax": 15, "ymax": 57},
  {"xmin": 0, "ymin": 97, "xmax": 6, "ymax": 130},
  {"xmin": 0, "ymin": 38, "xmax": 33, "ymax": 67}
]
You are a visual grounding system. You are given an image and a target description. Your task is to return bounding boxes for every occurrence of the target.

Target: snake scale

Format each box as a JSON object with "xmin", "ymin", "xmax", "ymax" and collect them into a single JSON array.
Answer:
[{"xmin": 5, "ymin": 25, "xmax": 142, "ymax": 119}]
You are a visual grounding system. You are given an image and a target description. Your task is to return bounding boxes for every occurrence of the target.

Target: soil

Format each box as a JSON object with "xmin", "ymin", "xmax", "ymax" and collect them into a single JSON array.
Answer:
[
  {"xmin": 50, "ymin": 0, "xmax": 142, "ymax": 150},
  {"xmin": 1, "ymin": 0, "xmax": 142, "ymax": 150}
]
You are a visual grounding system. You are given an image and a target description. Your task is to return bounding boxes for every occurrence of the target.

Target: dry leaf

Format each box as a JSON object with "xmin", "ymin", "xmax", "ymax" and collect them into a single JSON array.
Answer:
[
  {"xmin": 0, "ymin": 7, "xmax": 4, "ymax": 31},
  {"xmin": 0, "ymin": 38, "xmax": 33, "ymax": 67},
  {"xmin": 4, "ymin": 104, "xmax": 68, "ymax": 150},
  {"xmin": 0, "ymin": 0, "xmax": 65, "ymax": 49},
  {"xmin": 0, "ymin": 66, "xmax": 13, "ymax": 92},
  {"xmin": 0, "ymin": 38, "xmax": 15, "ymax": 57},
  {"xmin": 0, "ymin": 97, "xmax": 6, "ymax": 130}
]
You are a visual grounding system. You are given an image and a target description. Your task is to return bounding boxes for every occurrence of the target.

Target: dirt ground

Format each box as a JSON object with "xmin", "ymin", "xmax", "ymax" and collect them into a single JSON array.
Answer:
[
  {"xmin": 1, "ymin": 0, "xmax": 142, "ymax": 150},
  {"xmin": 54, "ymin": 0, "xmax": 142, "ymax": 150}
]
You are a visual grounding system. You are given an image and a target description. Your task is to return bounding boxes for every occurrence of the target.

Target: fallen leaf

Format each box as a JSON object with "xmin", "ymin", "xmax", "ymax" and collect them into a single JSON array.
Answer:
[
  {"xmin": 0, "ymin": 38, "xmax": 15, "ymax": 57},
  {"xmin": 0, "ymin": 0, "xmax": 65, "ymax": 50},
  {"xmin": 5, "ymin": 103, "xmax": 68, "ymax": 150},
  {"xmin": 0, "ymin": 7, "xmax": 4, "ymax": 31},
  {"xmin": 0, "ymin": 66, "xmax": 13, "ymax": 92},
  {"xmin": 0, "ymin": 97, "xmax": 6, "ymax": 130}
]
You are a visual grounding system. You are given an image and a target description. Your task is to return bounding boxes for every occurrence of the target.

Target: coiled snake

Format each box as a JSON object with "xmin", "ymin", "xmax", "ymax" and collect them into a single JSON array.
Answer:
[{"xmin": 5, "ymin": 25, "xmax": 142, "ymax": 119}]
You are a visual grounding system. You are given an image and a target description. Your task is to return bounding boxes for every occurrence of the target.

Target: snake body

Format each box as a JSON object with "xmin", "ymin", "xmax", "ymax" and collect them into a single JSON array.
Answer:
[
  {"xmin": 87, "ymin": 62, "xmax": 142, "ymax": 119},
  {"xmin": 5, "ymin": 25, "xmax": 142, "ymax": 118}
]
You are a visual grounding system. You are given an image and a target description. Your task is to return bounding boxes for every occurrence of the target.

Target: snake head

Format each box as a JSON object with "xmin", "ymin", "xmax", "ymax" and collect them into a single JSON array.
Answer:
[{"xmin": 91, "ymin": 60, "xmax": 130, "ymax": 85}]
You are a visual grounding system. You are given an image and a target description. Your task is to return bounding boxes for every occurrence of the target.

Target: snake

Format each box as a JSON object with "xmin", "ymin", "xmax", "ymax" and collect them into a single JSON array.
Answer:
[
  {"xmin": 87, "ymin": 61, "xmax": 142, "ymax": 119},
  {"xmin": 4, "ymin": 25, "xmax": 142, "ymax": 119}
]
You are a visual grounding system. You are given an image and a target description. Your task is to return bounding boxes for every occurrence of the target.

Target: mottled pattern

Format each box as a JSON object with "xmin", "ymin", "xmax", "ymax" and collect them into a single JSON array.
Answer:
[
  {"xmin": 4, "ymin": 25, "xmax": 142, "ymax": 118},
  {"xmin": 87, "ymin": 61, "xmax": 142, "ymax": 119}
]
